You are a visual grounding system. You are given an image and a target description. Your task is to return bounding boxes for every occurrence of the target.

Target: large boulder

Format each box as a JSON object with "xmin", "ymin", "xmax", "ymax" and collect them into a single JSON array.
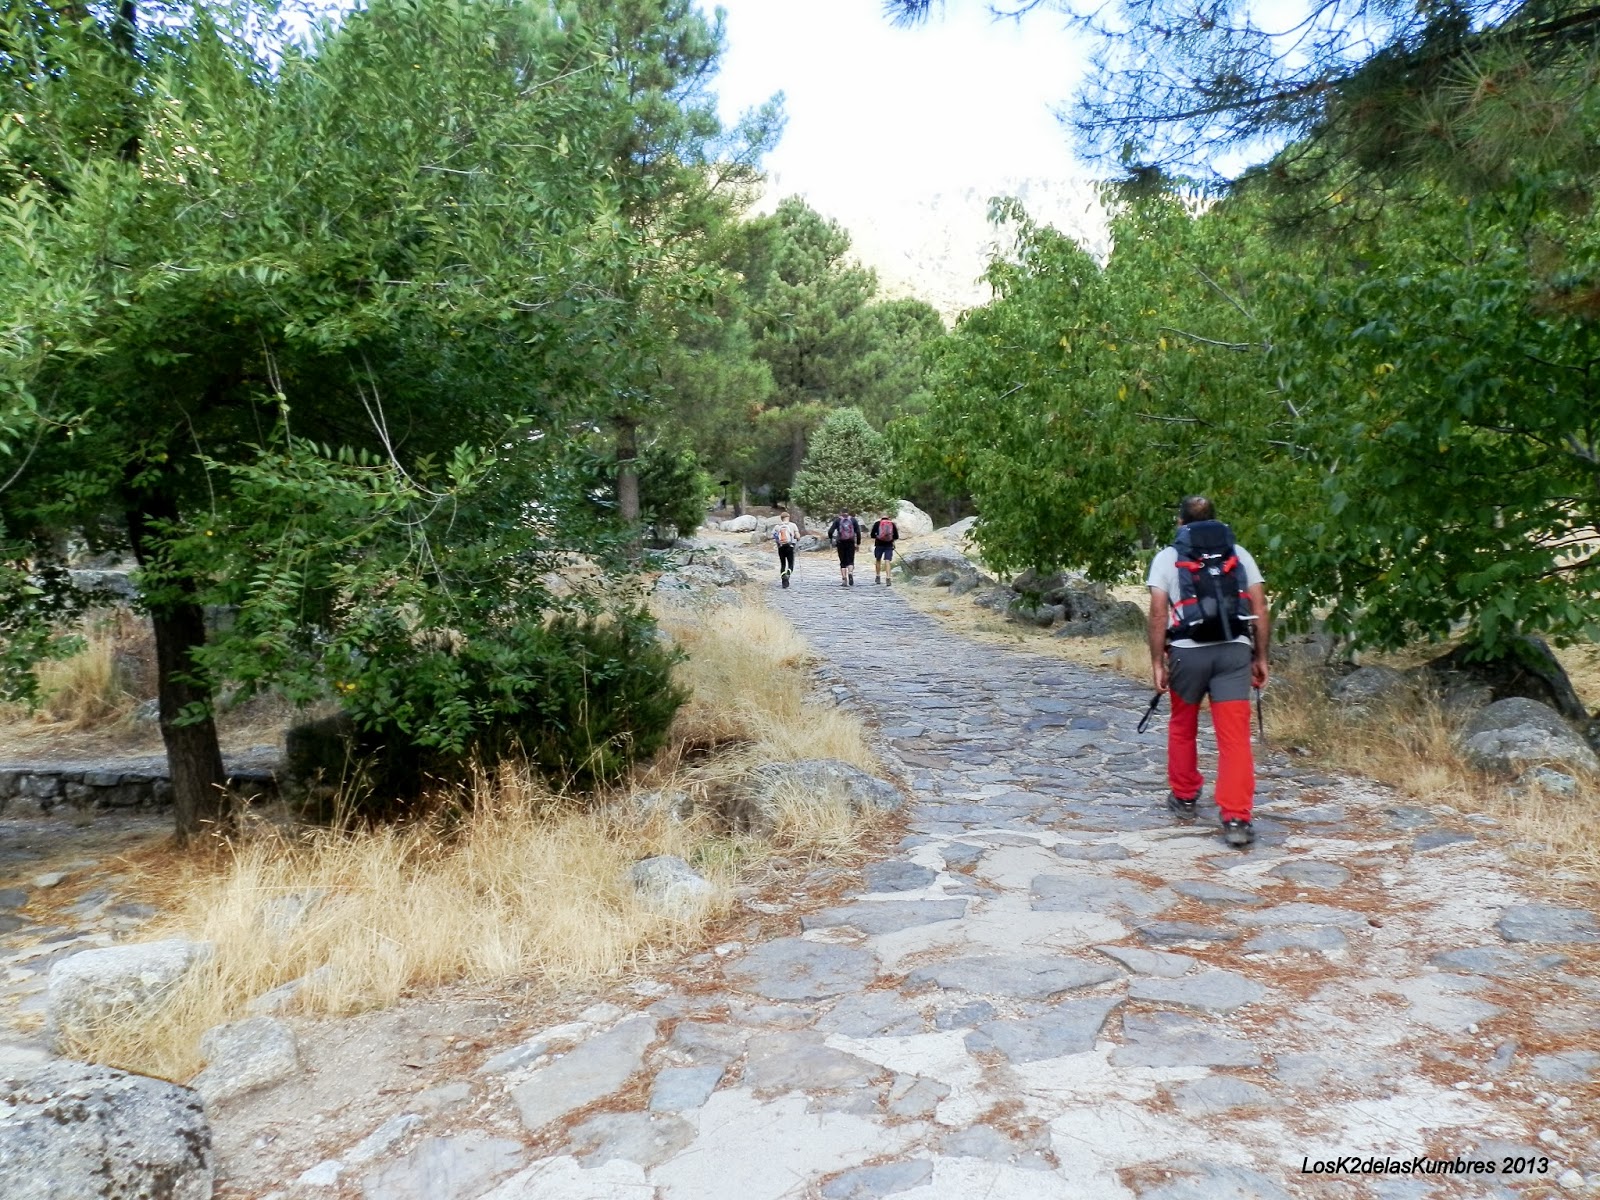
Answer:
[
  {"xmin": 732, "ymin": 759, "xmax": 906, "ymax": 836},
  {"xmin": 1460, "ymin": 698, "xmax": 1600, "ymax": 777},
  {"xmin": 720, "ymin": 514, "xmax": 758, "ymax": 533},
  {"xmin": 894, "ymin": 500, "xmax": 935, "ymax": 539},
  {"xmin": 1329, "ymin": 665, "xmax": 1412, "ymax": 710},
  {"xmin": 1424, "ymin": 636, "xmax": 1590, "ymax": 724},
  {"xmin": 897, "ymin": 545, "xmax": 980, "ymax": 580},
  {"xmin": 189, "ymin": 1017, "xmax": 301, "ymax": 1106},
  {"xmin": 942, "ymin": 515, "xmax": 978, "ymax": 543},
  {"xmin": 0, "ymin": 1060, "xmax": 214, "ymax": 1200},
  {"xmin": 628, "ymin": 856, "xmax": 715, "ymax": 916},
  {"xmin": 1053, "ymin": 597, "xmax": 1145, "ymax": 639},
  {"xmin": 47, "ymin": 939, "xmax": 212, "ymax": 1047}
]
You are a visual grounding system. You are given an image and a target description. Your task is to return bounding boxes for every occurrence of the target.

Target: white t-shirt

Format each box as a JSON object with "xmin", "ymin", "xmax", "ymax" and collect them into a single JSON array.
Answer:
[
  {"xmin": 772, "ymin": 521, "xmax": 800, "ymax": 546},
  {"xmin": 1147, "ymin": 542, "xmax": 1264, "ymax": 648}
]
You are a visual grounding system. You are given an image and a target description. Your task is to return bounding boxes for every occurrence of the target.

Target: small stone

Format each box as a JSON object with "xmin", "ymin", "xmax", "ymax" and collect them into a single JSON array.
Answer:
[
  {"xmin": 1497, "ymin": 904, "xmax": 1600, "ymax": 945},
  {"xmin": 344, "ymin": 1113, "xmax": 425, "ymax": 1164},
  {"xmin": 648, "ymin": 1065, "xmax": 723, "ymax": 1112},
  {"xmin": 1171, "ymin": 880, "xmax": 1263, "ymax": 906},
  {"xmin": 1135, "ymin": 921, "xmax": 1241, "ymax": 946},
  {"xmin": 885, "ymin": 1074, "xmax": 949, "ymax": 1119},
  {"xmin": 1414, "ymin": 830, "xmax": 1476, "ymax": 851},
  {"xmin": 724, "ymin": 939, "xmax": 881, "ymax": 1002},
  {"xmin": 1093, "ymin": 945, "xmax": 1195, "ymax": 978},
  {"xmin": 862, "ymin": 861, "xmax": 937, "ymax": 892},
  {"xmin": 821, "ymin": 1160, "xmax": 934, "ymax": 1199},
  {"xmin": 1431, "ymin": 946, "xmax": 1569, "ymax": 977},
  {"xmin": 1558, "ymin": 1169, "xmax": 1584, "ymax": 1190},
  {"xmin": 904, "ymin": 954, "xmax": 1121, "ymax": 1000},
  {"xmin": 1051, "ymin": 842, "xmax": 1132, "ymax": 861},
  {"xmin": 628, "ymin": 856, "xmax": 714, "ymax": 915},
  {"xmin": 358, "ymin": 1135, "xmax": 523, "ymax": 1200},
  {"xmin": 191, "ymin": 1016, "xmax": 300, "ymax": 1105},
  {"xmin": 31, "ymin": 873, "xmax": 67, "ymax": 889},
  {"xmin": 1128, "ymin": 970, "xmax": 1267, "ymax": 1014},
  {"xmin": 1267, "ymin": 860, "xmax": 1351, "ymax": 888}
]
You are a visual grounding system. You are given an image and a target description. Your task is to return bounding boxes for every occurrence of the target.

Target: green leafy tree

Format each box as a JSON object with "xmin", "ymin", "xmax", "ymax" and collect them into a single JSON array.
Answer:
[
  {"xmin": 0, "ymin": 0, "xmax": 694, "ymax": 836},
  {"xmin": 637, "ymin": 437, "xmax": 711, "ymax": 546},
  {"xmin": 790, "ymin": 406, "xmax": 896, "ymax": 517}
]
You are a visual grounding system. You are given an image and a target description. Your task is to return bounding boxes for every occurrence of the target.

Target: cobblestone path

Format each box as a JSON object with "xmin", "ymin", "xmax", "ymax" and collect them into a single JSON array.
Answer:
[{"xmin": 411, "ymin": 557, "xmax": 1597, "ymax": 1200}]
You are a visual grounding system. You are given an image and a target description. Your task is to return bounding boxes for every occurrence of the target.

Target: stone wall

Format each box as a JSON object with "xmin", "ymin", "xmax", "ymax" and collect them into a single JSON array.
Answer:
[{"xmin": 0, "ymin": 764, "xmax": 277, "ymax": 816}]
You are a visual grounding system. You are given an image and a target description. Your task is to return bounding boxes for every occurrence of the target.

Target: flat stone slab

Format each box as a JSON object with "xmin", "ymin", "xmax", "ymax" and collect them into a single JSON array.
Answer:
[
  {"xmin": 1093, "ymin": 945, "xmax": 1195, "ymax": 978},
  {"xmin": 1243, "ymin": 927, "xmax": 1348, "ymax": 955},
  {"xmin": 903, "ymin": 954, "xmax": 1122, "ymax": 1000},
  {"xmin": 1530, "ymin": 1050, "xmax": 1600, "ymax": 1084},
  {"xmin": 724, "ymin": 939, "xmax": 881, "ymax": 1000},
  {"xmin": 1128, "ymin": 969, "xmax": 1267, "ymax": 1014},
  {"xmin": 821, "ymin": 1160, "xmax": 934, "ymax": 1199},
  {"xmin": 1228, "ymin": 903, "xmax": 1368, "ymax": 929},
  {"xmin": 801, "ymin": 900, "xmax": 967, "ymax": 937},
  {"xmin": 1051, "ymin": 842, "xmax": 1132, "ymax": 861},
  {"xmin": 964, "ymin": 996, "xmax": 1123, "ymax": 1063},
  {"xmin": 1430, "ymin": 946, "xmax": 1569, "ymax": 977},
  {"xmin": 1171, "ymin": 1075, "xmax": 1271, "ymax": 1115},
  {"xmin": 814, "ymin": 992, "xmax": 926, "ymax": 1037},
  {"xmin": 1029, "ymin": 875, "xmax": 1170, "ymax": 917},
  {"xmin": 743, "ymin": 1032, "xmax": 882, "ymax": 1094},
  {"xmin": 1134, "ymin": 921, "xmax": 1241, "ymax": 946},
  {"xmin": 1170, "ymin": 880, "xmax": 1263, "ymax": 906},
  {"xmin": 1413, "ymin": 830, "xmax": 1476, "ymax": 851},
  {"xmin": 567, "ymin": 1112, "xmax": 695, "ymax": 1170},
  {"xmin": 648, "ymin": 1066, "xmax": 724, "ymax": 1112},
  {"xmin": 509, "ymin": 1017, "xmax": 658, "ymax": 1132},
  {"xmin": 1267, "ymin": 860, "xmax": 1351, "ymax": 887},
  {"xmin": 1110, "ymin": 1011, "xmax": 1262, "ymax": 1068},
  {"xmin": 1497, "ymin": 904, "xmax": 1600, "ymax": 944},
  {"xmin": 360, "ymin": 1135, "xmax": 524, "ymax": 1200},
  {"xmin": 863, "ymin": 861, "xmax": 938, "ymax": 893}
]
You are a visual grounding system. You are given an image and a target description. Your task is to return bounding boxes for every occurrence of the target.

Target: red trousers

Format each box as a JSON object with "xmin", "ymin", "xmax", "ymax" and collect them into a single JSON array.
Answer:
[{"xmin": 1169, "ymin": 694, "xmax": 1255, "ymax": 822}]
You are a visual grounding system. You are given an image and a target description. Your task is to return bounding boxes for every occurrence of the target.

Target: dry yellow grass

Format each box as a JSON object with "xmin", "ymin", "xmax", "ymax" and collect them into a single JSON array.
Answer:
[
  {"xmin": 74, "ymin": 590, "xmax": 887, "ymax": 1079},
  {"xmin": 1, "ymin": 612, "xmax": 149, "ymax": 729}
]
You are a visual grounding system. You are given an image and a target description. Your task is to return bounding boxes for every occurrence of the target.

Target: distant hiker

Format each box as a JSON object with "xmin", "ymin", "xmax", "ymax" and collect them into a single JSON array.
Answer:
[
  {"xmin": 1147, "ymin": 495, "xmax": 1270, "ymax": 848},
  {"xmin": 772, "ymin": 510, "xmax": 800, "ymax": 589},
  {"xmin": 828, "ymin": 509, "xmax": 860, "ymax": 587},
  {"xmin": 870, "ymin": 512, "xmax": 899, "ymax": 585}
]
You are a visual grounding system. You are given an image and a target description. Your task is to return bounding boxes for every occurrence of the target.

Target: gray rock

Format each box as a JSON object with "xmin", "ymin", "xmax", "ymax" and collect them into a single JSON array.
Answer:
[
  {"xmin": 1497, "ymin": 904, "xmax": 1600, "ymax": 944},
  {"xmin": 1110, "ymin": 1011, "xmax": 1262, "ymax": 1068},
  {"xmin": 46, "ymin": 938, "xmax": 212, "ymax": 1045},
  {"xmin": 0, "ymin": 888, "xmax": 29, "ymax": 911},
  {"xmin": 1267, "ymin": 860, "xmax": 1350, "ymax": 887},
  {"xmin": 1461, "ymin": 697, "xmax": 1600, "ymax": 776},
  {"xmin": 1137, "ymin": 1162, "xmax": 1291, "ymax": 1199},
  {"xmin": 862, "ymin": 861, "xmax": 937, "ymax": 892},
  {"xmin": 0, "ymin": 1060, "xmax": 214, "ymax": 1200},
  {"xmin": 1529, "ymin": 1050, "xmax": 1600, "ymax": 1083},
  {"xmin": 1029, "ymin": 874, "xmax": 1170, "ymax": 917},
  {"xmin": 1093, "ymin": 944, "xmax": 1196, "ymax": 978},
  {"xmin": 567, "ymin": 1111, "xmax": 695, "ymax": 1169},
  {"xmin": 625, "ymin": 789, "xmax": 695, "ymax": 823},
  {"xmin": 1129, "ymin": 969, "xmax": 1267, "ymax": 1014},
  {"xmin": 720, "ymin": 514, "xmax": 758, "ymax": 533},
  {"xmin": 509, "ymin": 1016, "xmax": 658, "ymax": 1132},
  {"xmin": 903, "ymin": 954, "xmax": 1121, "ymax": 1000},
  {"xmin": 1413, "ymin": 829, "xmax": 1475, "ymax": 851},
  {"xmin": 1329, "ymin": 665, "xmax": 1410, "ymax": 709},
  {"xmin": 1430, "ymin": 946, "xmax": 1568, "ymax": 977},
  {"xmin": 893, "ymin": 501, "xmax": 936, "ymax": 539},
  {"xmin": 358, "ymin": 1135, "xmax": 523, "ymax": 1200},
  {"xmin": 1135, "ymin": 921, "xmax": 1241, "ymax": 946},
  {"xmin": 648, "ymin": 1065, "xmax": 724, "ymax": 1111},
  {"xmin": 801, "ymin": 899, "xmax": 967, "ymax": 936},
  {"xmin": 1242, "ymin": 927, "xmax": 1348, "ymax": 955},
  {"xmin": 1171, "ymin": 1075, "xmax": 1271, "ymax": 1114},
  {"xmin": 345, "ymin": 1113, "xmax": 426, "ymax": 1164},
  {"xmin": 932, "ymin": 999, "xmax": 996, "ymax": 1030},
  {"xmin": 735, "ymin": 760, "xmax": 905, "ymax": 835},
  {"xmin": 1228, "ymin": 903, "xmax": 1367, "ymax": 929},
  {"xmin": 1171, "ymin": 880, "xmax": 1262, "ymax": 906},
  {"xmin": 725, "ymin": 939, "xmax": 880, "ymax": 1001},
  {"xmin": 246, "ymin": 963, "xmax": 335, "ymax": 1017},
  {"xmin": 898, "ymin": 545, "xmax": 979, "ymax": 578},
  {"xmin": 628, "ymin": 855, "xmax": 715, "ymax": 915},
  {"xmin": 191, "ymin": 1016, "xmax": 300, "ymax": 1105},
  {"xmin": 1051, "ymin": 842, "xmax": 1132, "ymax": 861},
  {"xmin": 822, "ymin": 1159, "xmax": 934, "ymax": 1199},
  {"xmin": 743, "ymin": 1031, "xmax": 881, "ymax": 1093},
  {"xmin": 815, "ymin": 992, "xmax": 925, "ymax": 1037},
  {"xmin": 965, "ymin": 996, "xmax": 1122, "ymax": 1062},
  {"xmin": 1518, "ymin": 766, "xmax": 1579, "ymax": 796},
  {"xmin": 885, "ymin": 1074, "xmax": 949, "ymax": 1119},
  {"xmin": 939, "ymin": 1124, "xmax": 1052, "ymax": 1171}
]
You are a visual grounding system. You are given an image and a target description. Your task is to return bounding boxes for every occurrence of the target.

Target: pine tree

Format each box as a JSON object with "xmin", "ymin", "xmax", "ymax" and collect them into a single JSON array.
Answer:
[{"xmin": 790, "ymin": 408, "xmax": 896, "ymax": 518}]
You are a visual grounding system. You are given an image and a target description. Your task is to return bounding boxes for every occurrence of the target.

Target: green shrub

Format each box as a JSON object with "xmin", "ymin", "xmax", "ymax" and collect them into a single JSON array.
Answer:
[{"xmin": 638, "ymin": 439, "xmax": 711, "ymax": 546}]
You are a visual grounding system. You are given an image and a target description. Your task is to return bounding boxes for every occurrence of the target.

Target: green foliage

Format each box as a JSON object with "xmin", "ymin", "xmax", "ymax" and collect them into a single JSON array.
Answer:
[
  {"xmin": 790, "ymin": 406, "xmax": 896, "ymax": 517},
  {"xmin": 637, "ymin": 437, "xmax": 711, "ymax": 545}
]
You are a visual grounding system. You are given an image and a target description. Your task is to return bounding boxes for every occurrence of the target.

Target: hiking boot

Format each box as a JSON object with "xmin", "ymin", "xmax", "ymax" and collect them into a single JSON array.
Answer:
[
  {"xmin": 781, "ymin": 575, "xmax": 789, "ymax": 589},
  {"xmin": 1166, "ymin": 792, "xmax": 1197, "ymax": 820},
  {"xmin": 873, "ymin": 576, "xmax": 881, "ymax": 585},
  {"xmin": 849, "ymin": 575, "xmax": 855, "ymax": 586},
  {"xmin": 1222, "ymin": 819, "xmax": 1256, "ymax": 848}
]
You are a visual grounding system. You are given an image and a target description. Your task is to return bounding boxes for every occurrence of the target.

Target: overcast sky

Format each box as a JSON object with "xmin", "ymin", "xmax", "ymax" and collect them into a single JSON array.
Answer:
[{"xmin": 710, "ymin": 0, "xmax": 1091, "ymax": 213}]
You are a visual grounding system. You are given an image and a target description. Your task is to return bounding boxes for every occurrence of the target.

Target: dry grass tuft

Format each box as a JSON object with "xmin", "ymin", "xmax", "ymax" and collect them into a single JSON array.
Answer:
[
  {"xmin": 3, "ymin": 611, "xmax": 152, "ymax": 729},
  {"xmin": 75, "ymin": 591, "xmax": 887, "ymax": 1079}
]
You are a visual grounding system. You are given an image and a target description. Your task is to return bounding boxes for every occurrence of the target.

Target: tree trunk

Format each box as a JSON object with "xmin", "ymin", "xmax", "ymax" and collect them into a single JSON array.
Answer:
[
  {"xmin": 615, "ymin": 418, "xmax": 642, "ymax": 555},
  {"xmin": 790, "ymin": 423, "xmax": 807, "ymax": 476},
  {"xmin": 127, "ymin": 493, "xmax": 228, "ymax": 842}
]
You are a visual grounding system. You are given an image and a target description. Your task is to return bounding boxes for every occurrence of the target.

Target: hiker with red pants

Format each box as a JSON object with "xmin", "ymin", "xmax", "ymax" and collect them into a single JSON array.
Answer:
[{"xmin": 1147, "ymin": 495, "xmax": 1270, "ymax": 847}]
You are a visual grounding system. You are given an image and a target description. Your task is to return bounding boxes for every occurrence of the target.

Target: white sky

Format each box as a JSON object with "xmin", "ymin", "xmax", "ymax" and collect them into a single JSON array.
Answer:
[{"xmin": 710, "ymin": 0, "xmax": 1092, "ymax": 213}]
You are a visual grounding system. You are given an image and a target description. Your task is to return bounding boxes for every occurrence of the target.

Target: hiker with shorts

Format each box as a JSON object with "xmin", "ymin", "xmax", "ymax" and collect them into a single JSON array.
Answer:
[
  {"xmin": 772, "ymin": 510, "xmax": 800, "ymax": 589},
  {"xmin": 1147, "ymin": 495, "xmax": 1270, "ymax": 848},
  {"xmin": 870, "ymin": 512, "xmax": 899, "ymax": 585},
  {"xmin": 827, "ymin": 510, "xmax": 860, "ymax": 587}
]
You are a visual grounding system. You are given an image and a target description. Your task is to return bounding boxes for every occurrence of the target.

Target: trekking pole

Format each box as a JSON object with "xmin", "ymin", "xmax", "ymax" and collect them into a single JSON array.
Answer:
[
  {"xmin": 1254, "ymin": 686, "xmax": 1267, "ymax": 745},
  {"xmin": 1136, "ymin": 691, "xmax": 1164, "ymax": 734}
]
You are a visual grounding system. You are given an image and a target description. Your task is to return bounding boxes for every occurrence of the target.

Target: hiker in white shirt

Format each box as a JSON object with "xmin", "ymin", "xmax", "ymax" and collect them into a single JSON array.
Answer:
[{"xmin": 771, "ymin": 511, "xmax": 800, "ymax": 588}]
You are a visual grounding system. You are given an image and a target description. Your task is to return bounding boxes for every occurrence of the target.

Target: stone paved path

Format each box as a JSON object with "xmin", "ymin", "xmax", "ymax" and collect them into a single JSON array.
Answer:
[{"xmin": 316, "ymin": 551, "xmax": 1597, "ymax": 1200}]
